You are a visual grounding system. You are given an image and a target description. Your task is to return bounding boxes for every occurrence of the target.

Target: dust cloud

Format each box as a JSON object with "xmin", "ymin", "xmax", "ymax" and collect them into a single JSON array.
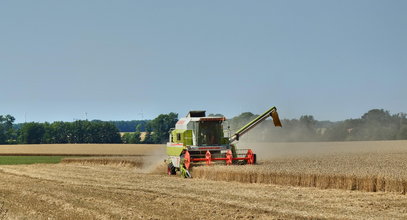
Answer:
[
  {"xmin": 234, "ymin": 121, "xmax": 407, "ymax": 160},
  {"xmin": 237, "ymin": 140, "xmax": 407, "ymax": 160},
  {"xmin": 138, "ymin": 147, "xmax": 167, "ymax": 174}
]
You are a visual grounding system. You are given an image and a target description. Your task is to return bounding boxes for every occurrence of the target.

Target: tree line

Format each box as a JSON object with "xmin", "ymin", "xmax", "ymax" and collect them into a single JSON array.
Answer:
[
  {"xmin": 1, "ymin": 113, "xmax": 178, "ymax": 145},
  {"xmin": 108, "ymin": 120, "xmax": 148, "ymax": 132},
  {"xmin": 1, "ymin": 109, "xmax": 407, "ymax": 145},
  {"xmin": 229, "ymin": 109, "xmax": 407, "ymax": 142},
  {"xmin": 13, "ymin": 120, "xmax": 149, "ymax": 133},
  {"xmin": 119, "ymin": 109, "xmax": 407, "ymax": 143},
  {"xmin": 121, "ymin": 113, "xmax": 178, "ymax": 144},
  {"xmin": 2, "ymin": 119, "xmax": 121, "ymax": 144}
]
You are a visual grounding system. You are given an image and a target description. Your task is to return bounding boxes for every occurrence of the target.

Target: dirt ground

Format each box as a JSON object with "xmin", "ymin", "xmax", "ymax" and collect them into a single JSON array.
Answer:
[{"xmin": 0, "ymin": 163, "xmax": 407, "ymax": 220}]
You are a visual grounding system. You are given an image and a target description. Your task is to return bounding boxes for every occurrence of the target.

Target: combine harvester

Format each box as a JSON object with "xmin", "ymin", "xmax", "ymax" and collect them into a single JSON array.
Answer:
[
  {"xmin": 166, "ymin": 107, "xmax": 281, "ymax": 178},
  {"xmin": 166, "ymin": 107, "xmax": 282, "ymax": 177}
]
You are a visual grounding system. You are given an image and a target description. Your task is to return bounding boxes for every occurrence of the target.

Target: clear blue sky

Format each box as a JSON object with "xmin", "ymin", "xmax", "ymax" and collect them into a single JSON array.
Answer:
[{"xmin": 1, "ymin": 0, "xmax": 406, "ymax": 123}]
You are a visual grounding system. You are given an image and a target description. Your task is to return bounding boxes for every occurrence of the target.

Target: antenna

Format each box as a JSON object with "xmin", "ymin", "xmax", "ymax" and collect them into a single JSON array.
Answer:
[{"xmin": 139, "ymin": 108, "xmax": 144, "ymax": 120}]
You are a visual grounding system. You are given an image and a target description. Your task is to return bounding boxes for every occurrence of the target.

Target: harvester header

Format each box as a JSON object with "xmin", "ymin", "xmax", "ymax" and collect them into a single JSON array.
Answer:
[{"xmin": 166, "ymin": 107, "xmax": 282, "ymax": 178}]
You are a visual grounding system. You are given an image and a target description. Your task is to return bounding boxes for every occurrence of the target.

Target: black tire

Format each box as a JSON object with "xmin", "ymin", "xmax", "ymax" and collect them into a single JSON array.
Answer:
[
  {"xmin": 167, "ymin": 163, "xmax": 176, "ymax": 175},
  {"xmin": 253, "ymin": 154, "xmax": 257, "ymax": 164}
]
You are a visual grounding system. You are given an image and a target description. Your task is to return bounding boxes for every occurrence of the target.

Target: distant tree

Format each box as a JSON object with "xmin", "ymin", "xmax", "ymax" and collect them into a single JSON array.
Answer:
[
  {"xmin": 6, "ymin": 108, "xmax": 407, "ymax": 145},
  {"xmin": 323, "ymin": 120, "xmax": 352, "ymax": 141},
  {"xmin": 88, "ymin": 121, "xmax": 121, "ymax": 143},
  {"xmin": 358, "ymin": 109, "xmax": 398, "ymax": 140},
  {"xmin": 69, "ymin": 120, "xmax": 85, "ymax": 143},
  {"xmin": 17, "ymin": 120, "xmax": 122, "ymax": 144},
  {"xmin": 397, "ymin": 125, "xmax": 407, "ymax": 139},
  {"xmin": 130, "ymin": 132, "xmax": 141, "ymax": 144},
  {"xmin": 122, "ymin": 133, "xmax": 132, "ymax": 143},
  {"xmin": 147, "ymin": 113, "xmax": 178, "ymax": 144},
  {"xmin": 142, "ymin": 132, "xmax": 153, "ymax": 144},
  {"xmin": 50, "ymin": 121, "xmax": 70, "ymax": 143},
  {"xmin": 145, "ymin": 123, "xmax": 152, "ymax": 133},
  {"xmin": 151, "ymin": 132, "xmax": 162, "ymax": 144},
  {"xmin": 299, "ymin": 115, "xmax": 316, "ymax": 129},
  {"xmin": 0, "ymin": 115, "xmax": 15, "ymax": 144},
  {"xmin": 135, "ymin": 124, "xmax": 143, "ymax": 132},
  {"xmin": 19, "ymin": 122, "xmax": 45, "ymax": 144},
  {"xmin": 228, "ymin": 112, "xmax": 258, "ymax": 132},
  {"xmin": 42, "ymin": 122, "xmax": 53, "ymax": 143},
  {"xmin": 361, "ymin": 109, "xmax": 392, "ymax": 122},
  {"xmin": 109, "ymin": 120, "xmax": 149, "ymax": 132}
]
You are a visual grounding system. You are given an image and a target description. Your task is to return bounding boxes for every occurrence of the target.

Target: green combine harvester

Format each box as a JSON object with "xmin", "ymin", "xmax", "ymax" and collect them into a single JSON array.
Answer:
[{"xmin": 166, "ymin": 107, "xmax": 282, "ymax": 177}]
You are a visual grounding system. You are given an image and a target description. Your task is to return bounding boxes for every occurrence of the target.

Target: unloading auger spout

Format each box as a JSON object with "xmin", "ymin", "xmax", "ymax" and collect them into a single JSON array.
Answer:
[{"xmin": 229, "ymin": 106, "xmax": 282, "ymax": 143}]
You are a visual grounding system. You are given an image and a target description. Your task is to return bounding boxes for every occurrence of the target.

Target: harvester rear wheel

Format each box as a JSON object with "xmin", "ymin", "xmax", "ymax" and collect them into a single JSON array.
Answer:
[
  {"xmin": 167, "ymin": 163, "xmax": 176, "ymax": 175},
  {"xmin": 253, "ymin": 154, "xmax": 257, "ymax": 164}
]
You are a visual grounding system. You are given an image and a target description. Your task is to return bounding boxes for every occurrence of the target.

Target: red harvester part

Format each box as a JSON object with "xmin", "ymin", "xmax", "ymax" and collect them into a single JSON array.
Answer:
[
  {"xmin": 246, "ymin": 149, "xmax": 254, "ymax": 164},
  {"xmin": 184, "ymin": 151, "xmax": 191, "ymax": 169},
  {"xmin": 190, "ymin": 149, "xmax": 255, "ymax": 165},
  {"xmin": 226, "ymin": 150, "xmax": 233, "ymax": 165},
  {"xmin": 205, "ymin": 150, "xmax": 211, "ymax": 165}
]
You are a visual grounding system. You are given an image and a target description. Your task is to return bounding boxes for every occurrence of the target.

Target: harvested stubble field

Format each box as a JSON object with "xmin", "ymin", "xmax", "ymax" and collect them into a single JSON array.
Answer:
[
  {"xmin": 60, "ymin": 156, "xmax": 167, "ymax": 173},
  {"xmin": 0, "ymin": 141, "xmax": 407, "ymax": 219},
  {"xmin": 61, "ymin": 156, "xmax": 145, "ymax": 167}
]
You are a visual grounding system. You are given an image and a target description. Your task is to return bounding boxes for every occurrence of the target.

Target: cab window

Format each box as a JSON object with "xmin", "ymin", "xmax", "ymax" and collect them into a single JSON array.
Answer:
[{"xmin": 177, "ymin": 133, "xmax": 181, "ymax": 141}]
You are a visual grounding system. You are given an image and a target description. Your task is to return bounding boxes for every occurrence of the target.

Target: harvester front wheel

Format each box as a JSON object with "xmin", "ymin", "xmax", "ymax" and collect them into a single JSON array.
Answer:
[{"xmin": 167, "ymin": 163, "xmax": 176, "ymax": 175}]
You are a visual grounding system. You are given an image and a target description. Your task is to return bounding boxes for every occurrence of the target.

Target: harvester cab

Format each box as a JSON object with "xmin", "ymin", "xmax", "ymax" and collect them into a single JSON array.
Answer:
[{"xmin": 166, "ymin": 107, "xmax": 282, "ymax": 177}]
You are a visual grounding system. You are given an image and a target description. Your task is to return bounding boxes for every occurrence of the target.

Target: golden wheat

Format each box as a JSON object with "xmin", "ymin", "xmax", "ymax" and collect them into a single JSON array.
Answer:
[
  {"xmin": 61, "ymin": 157, "xmax": 144, "ymax": 168},
  {"xmin": 193, "ymin": 152, "xmax": 407, "ymax": 194}
]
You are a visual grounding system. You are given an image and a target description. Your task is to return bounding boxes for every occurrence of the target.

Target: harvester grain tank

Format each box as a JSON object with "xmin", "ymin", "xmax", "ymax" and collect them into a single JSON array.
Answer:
[{"xmin": 166, "ymin": 107, "xmax": 282, "ymax": 177}]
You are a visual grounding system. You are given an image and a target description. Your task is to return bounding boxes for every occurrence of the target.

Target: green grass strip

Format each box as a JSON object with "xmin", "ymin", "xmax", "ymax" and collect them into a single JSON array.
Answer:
[{"xmin": 0, "ymin": 156, "xmax": 65, "ymax": 165}]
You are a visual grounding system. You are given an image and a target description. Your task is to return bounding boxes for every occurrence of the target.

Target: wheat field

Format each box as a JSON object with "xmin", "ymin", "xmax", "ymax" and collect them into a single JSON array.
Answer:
[
  {"xmin": 0, "ymin": 163, "xmax": 407, "ymax": 219},
  {"xmin": 1, "ymin": 141, "xmax": 407, "ymax": 219},
  {"xmin": 194, "ymin": 140, "xmax": 407, "ymax": 194}
]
